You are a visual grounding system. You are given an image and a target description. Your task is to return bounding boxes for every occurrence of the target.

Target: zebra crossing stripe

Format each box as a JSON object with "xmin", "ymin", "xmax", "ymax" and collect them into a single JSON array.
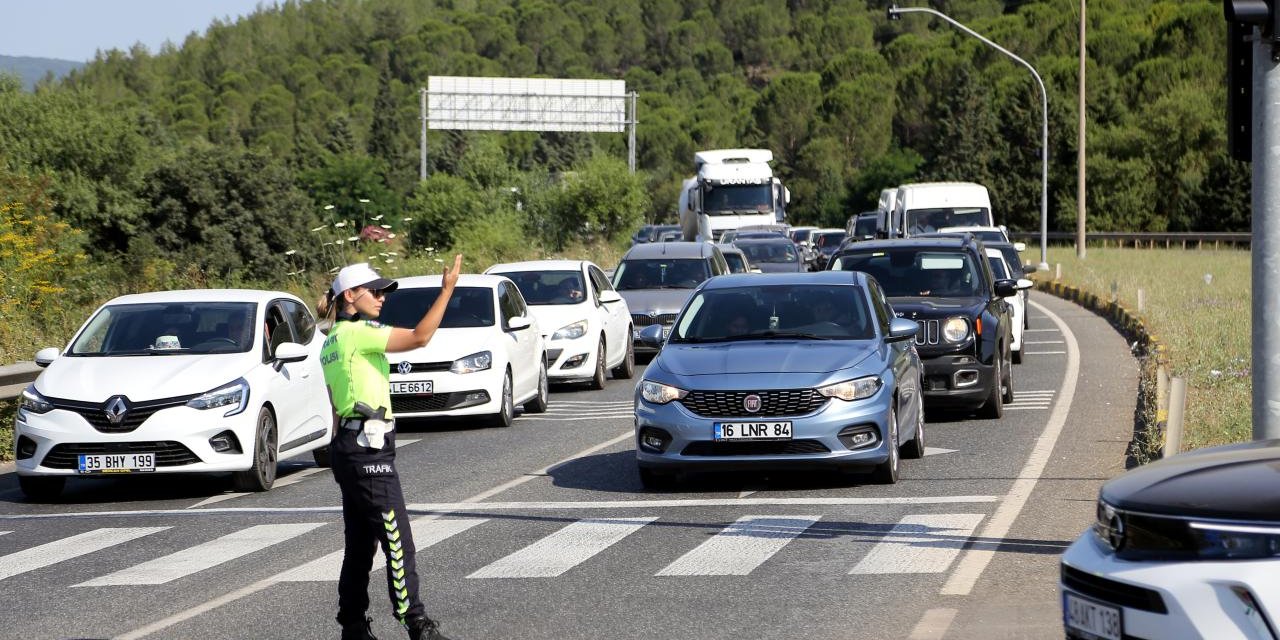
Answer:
[
  {"xmin": 276, "ymin": 517, "xmax": 486, "ymax": 582},
  {"xmin": 656, "ymin": 515, "xmax": 821, "ymax": 576},
  {"xmin": 75, "ymin": 523, "xmax": 323, "ymax": 587},
  {"xmin": 468, "ymin": 517, "xmax": 656, "ymax": 579},
  {"xmin": 0, "ymin": 527, "xmax": 169, "ymax": 582},
  {"xmin": 849, "ymin": 514, "xmax": 985, "ymax": 575}
]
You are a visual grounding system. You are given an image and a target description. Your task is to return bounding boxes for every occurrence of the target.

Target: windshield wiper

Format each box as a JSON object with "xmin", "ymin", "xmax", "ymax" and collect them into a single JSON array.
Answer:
[{"xmin": 721, "ymin": 331, "xmax": 833, "ymax": 342}]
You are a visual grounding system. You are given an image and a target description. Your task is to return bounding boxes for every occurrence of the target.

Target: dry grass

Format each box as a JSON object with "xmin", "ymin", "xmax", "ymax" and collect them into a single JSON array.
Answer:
[{"xmin": 1038, "ymin": 246, "xmax": 1251, "ymax": 451}]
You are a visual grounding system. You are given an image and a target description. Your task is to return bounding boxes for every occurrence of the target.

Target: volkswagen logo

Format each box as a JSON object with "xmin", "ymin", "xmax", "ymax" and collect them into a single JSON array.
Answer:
[
  {"xmin": 104, "ymin": 396, "xmax": 129, "ymax": 424},
  {"xmin": 743, "ymin": 394, "xmax": 762, "ymax": 413},
  {"xmin": 397, "ymin": 361, "xmax": 413, "ymax": 375}
]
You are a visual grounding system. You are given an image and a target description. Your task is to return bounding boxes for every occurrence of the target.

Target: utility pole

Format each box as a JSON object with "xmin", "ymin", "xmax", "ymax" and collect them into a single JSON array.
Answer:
[
  {"xmin": 1223, "ymin": 1, "xmax": 1280, "ymax": 440},
  {"xmin": 420, "ymin": 88, "xmax": 428, "ymax": 180},
  {"xmin": 1077, "ymin": 0, "xmax": 1087, "ymax": 259}
]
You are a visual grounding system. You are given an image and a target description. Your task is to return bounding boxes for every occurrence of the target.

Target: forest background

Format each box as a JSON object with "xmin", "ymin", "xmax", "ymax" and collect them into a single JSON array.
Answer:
[{"xmin": 0, "ymin": 0, "xmax": 1242, "ymax": 361}]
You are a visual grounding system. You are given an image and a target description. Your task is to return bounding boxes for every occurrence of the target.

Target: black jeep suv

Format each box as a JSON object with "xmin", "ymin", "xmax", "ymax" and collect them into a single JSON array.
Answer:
[{"xmin": 830, "ymin": 236, "xmax": 1016, "ymax": 418}]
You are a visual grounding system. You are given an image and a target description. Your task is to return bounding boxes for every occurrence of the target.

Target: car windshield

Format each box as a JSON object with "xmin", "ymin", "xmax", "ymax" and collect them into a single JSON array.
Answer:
[
  {"xmin": 817, "ymin": 232, "xmax": 846, "ymax": 249},
  {"xmin": 723, "ymin": 253, "xmax": 749, "ymax": 273},
  {"xmin": 836, "ymin": 248, "xmax": 983, "ymax": 298},
  {"xmin": 702, "ymin": 183, "xmax": 772, "ymax": 215},
  {"xmin": 737, "ymin": 241, "xmax": 799, "ymax": 264},
  {"xmin": 495, "ymin": 270, "xmax": 585, "ymax": 305},
  {"xmin": 905, "ymin": 207, "xmax": 990, "ymax": 234},
  {"xmin": 380, "ymin": 286, "xmax": 495, "ymax": 328},
  {"xmin": 987, "ymin": 256, "xmax": 1009, "ymax": 279},
  {"xmin": 996, "ymin": 246, "xmax": 1025, "ymax": 276},
  {"xmin": 68, "ymin": 302, "xmax": 258, "ymax": 356},
  {"xmin": 613, "ymin": 259, "xmax": 709, "ymax": 290},
  {"xmin": 670, "ymin": 284, "xmax": 874, "ymax": 342},
  {"xmin": 854, "ymin": 216, "xmax": 878, "ymax": 237}
]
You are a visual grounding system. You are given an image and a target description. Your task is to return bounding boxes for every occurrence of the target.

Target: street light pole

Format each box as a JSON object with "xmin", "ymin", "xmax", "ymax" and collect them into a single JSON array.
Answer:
[{"xmin": 888, "ymin": 5, "xmax": 1051, "ymax": 271}]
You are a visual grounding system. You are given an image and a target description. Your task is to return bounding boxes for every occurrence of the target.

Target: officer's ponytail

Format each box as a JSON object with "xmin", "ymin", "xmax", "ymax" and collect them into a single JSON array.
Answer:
[{"xmin": 317, "ymin": 289, "xmax": 337, "ymax": 322}]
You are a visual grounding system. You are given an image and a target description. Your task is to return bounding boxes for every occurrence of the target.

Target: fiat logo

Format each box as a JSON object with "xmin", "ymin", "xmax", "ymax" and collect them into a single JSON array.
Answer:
[
  {"xmin": 743, "ymin": 394, "xmax": 762, "ymax": 413},
  {"xmin": 397, "ymin": 361, "xmax": 413, "ymax": 375},
  {"xmin": 104, "ymin": 396, "xmax": 129, "ymax": 424}
]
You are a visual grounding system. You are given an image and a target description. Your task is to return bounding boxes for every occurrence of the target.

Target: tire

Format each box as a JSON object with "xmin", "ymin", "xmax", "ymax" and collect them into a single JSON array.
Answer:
[
  {"xmin": 611, "ymin": 332, "xmax": 636, "ymax": 379},
  {"xmin": 487, "ymin": 370, "xmax": 515, "ymax": 428},
  {"xmin": 232, "ymin": 407, "xmax": 278, "ymax": 492},
  {"xmin": 1002, "ymin": 349, "xmax": 1015, "ymax": 405},
  {"xmin": 638, "ymin": 466, "xmax": 678, "ymax": 491},
  {"xmin": 18, "ymin": 476, "xmax": 65, "ymax": 501},
  {"xmin": 901, "ymin": 393, "xmax": 926, "ymax": 460},
  {"xmin": 589, "ymin": 339, "xmax": 607, "ymax": 390},
  {"xmin": 311, "ymin": 446, "xmax": 332, "ymax": 468},
  {"xmin": 871, "ymin": 406, "xmax": 900, "ymax": 484},
  {"xmin": 523, "ymin": 361, "xmax": 549, "ymax": 414},
  {"xmin": 980, "ymin": 355, "xmax": 1005, "ymax": 419}
]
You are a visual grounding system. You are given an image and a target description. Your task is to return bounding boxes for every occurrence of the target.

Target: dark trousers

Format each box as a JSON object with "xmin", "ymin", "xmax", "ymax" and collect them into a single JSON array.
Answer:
[{"xmin": 332, "ymin": 428, "xmax": 425, "ymax": 626}]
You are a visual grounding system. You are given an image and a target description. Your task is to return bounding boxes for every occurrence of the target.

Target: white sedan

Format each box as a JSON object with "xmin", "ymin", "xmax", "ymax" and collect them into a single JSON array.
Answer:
[
  {"xmin": 378, "ymin": 274, "xmax": 548, "ymax": 427},
  {"xmin": 14, "ymin": 289, "xmax": 333, "ymax": 500},
  {"xmin": 985, "ymin": 247, "xmax": 1034, "ymax": 363},
  {"xmin": 486, "ymin": 259, "xmax": 635, "ymax": 388}
]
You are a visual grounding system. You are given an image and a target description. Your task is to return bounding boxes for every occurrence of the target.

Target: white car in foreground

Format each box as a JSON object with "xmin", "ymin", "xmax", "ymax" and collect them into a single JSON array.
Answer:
[
  {"xmin": 14, "ymin": 290, "xmax": 333, "ymax": 500},
  {"xmin": 486, "ymin": 259, "xmax": 635, "ymax": 388},
  {"xmin": 378, "ymin": 274, "xmax": 548, "ymax": 427},
  {"xmin": 1062, "ymin": 440, "xmax": 1280, "ymax": 640},
  {"xmin": 984, "ymin": 247, "xmax": 1033, "ymax": 363}
]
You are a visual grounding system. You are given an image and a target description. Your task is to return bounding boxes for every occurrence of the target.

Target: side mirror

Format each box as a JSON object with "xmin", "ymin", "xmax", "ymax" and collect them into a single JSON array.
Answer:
[
  {"xmin": 638, "ymin": 324, "xmax": 666, "ymax": 348},
  {"xmin": 1014, "ymin": 242, "xmax": 1027, "ymax": 252},
  {"xmin": 598, "ymin": 290, "xmax": 623, "ymax": 304},
  {"xmin": 783, "ymin": 187, "xmax": 791, "ymax": 205},
  {"xmin": 887, "ymin": 318, "xmax": 919, "ymax": 342},
  {"xmin": 1017, "ymin": 278, "xmax": 1035, "ymax": 290},
  {"xmin": 507, "ymin": 316, "xmax": 533, "ymax": 331},
  {"xmin": 994, "ymin": 279, "xmax": 1018, "ymax": 298},
  {"xmin": 273, "ymin": 341, "xmax": 308, "ymax": 365},
  {"xmin": 34, "ymin": 347, "xmax": 60, "ymax": 367}
]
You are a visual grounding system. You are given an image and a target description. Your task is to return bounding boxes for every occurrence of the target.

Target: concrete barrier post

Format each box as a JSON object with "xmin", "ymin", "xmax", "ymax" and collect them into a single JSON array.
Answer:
[
  {"xmin": 1164, "ymin": 376, "xmax": 1187, "ymax": 457},
  {"xmin": 1055, "ymin": 263, "xmax": 1062, "ymax": 280},
  {"xmin": 1137, "ymin": 288, "xmax": 1145, "ymax": 313}
]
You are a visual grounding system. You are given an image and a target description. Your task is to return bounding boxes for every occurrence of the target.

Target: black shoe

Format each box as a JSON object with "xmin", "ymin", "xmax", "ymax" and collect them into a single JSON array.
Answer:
[
  {"xmin": 406, "ymin": 616, "xmax": 453, "ymax": 640},
  {"xmin": 341, "ymin": 616, "xmax": 379, "ymax": 640}
]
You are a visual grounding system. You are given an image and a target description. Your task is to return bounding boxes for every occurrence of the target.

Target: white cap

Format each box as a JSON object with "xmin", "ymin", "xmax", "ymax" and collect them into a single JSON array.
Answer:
[{"xmin": 331, "ymin": 262, "xmax": 397, "ymax": 297}]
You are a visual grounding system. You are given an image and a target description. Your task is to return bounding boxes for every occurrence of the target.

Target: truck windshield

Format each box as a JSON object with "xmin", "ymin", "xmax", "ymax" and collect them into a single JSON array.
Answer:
[
  {"xmin": 702, "ymin": 183, "xmax": 772, "ymax": 215},
  {"xmin": 905, "ymin": 207, "xmax": 990, "ymax": 234}
]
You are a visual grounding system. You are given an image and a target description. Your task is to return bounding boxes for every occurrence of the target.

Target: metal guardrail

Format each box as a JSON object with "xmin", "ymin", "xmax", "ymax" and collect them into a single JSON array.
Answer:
[
  {"xmin": 1007, "ymin": 231, "xmax": 1251, "ymax": 248},
  {"xmin": 0, "ymin": 361, "xmax": 40, "ymax": 402}
]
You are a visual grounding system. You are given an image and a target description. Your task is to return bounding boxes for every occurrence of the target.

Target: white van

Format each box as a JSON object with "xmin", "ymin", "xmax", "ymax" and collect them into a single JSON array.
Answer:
[
  {"xmin": 894, "ymin": 182, "xmax": 994, "ymax": 237},
  {"xmin": 876, "ymin": 187, "xmax": 899, "ymax": 238}
]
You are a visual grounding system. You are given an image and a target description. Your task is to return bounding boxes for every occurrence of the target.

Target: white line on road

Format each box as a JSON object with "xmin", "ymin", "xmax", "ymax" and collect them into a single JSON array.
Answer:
[
  {"xmin": 521, "ymin": 414, "xmax": 633, "ymax": 422},
  {"xmin": 1025, "ymin": 351, "xmax": 1066, "ymax": 355},
  {"xmin": 850, "ymin": 514, "xmax": 985, "ymax": 575},
  {"xmin": 1004, "ymin": 406, "xmax": 1050, "ymax": 411},
  {"xmin": 1023, "ymin": 329, "xmax": 1059, "ymax": 333},
  {"xmin": 908, "ymin": 609, "xmax": 958, "ymax": 640},
  {"xmin": 77, "ymin": 523, "xmax": 324, "ymax": 587},
  {"xmin": 277, "ymin": 517, "xmax": 487, "ymax": 582},
  {"xmin": 940, "ymin": 297, "xmax": 1080, "ymax": 596},
  {"xmin": 271, "ymin": 467, "xmax": 328, "ymax": 488},
  {"xmin": 1015, "ymin": 390, "xmax": 1058, "ymax": 394},
  {"xmin": 656, "ymin": 516, "xmax": 821, "ymax": 576},
  {"xmin": 922, "ymin": 447, "xmax": 957, "ymax": 457},
  {"xmin": 468, "ymin": 517, "xmax": 656, "ymax": 578},
  {"xmin": 1024, "ymin": 340, "xmax": 1064, "ymax": 344},
  {"xmin": 0, "ymin": 527, "xmax": 169, "ymax": 582}
]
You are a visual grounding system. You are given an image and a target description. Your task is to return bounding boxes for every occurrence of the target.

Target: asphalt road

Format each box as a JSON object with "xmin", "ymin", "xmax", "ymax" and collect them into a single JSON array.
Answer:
[{"xmin": 0, "ymin": 290, "xmax": 1136, "ymax": 640}]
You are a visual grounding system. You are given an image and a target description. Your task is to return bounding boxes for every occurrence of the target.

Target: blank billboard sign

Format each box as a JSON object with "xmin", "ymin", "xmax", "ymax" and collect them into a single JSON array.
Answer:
[{"xmin": 427, "ymin": 76, "xmax": 628, "ymax": 133}]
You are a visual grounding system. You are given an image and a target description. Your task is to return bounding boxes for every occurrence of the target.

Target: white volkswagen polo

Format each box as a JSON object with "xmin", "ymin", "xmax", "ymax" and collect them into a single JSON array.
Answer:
[
  {"xmin": 14, "ymin": 290, "xmax": 333, "ymax": 500},
  {"xmin": 486, "ymin": 259, "xmax": 635, "ymax": 388},
  {"xmin": 378, "ymin": 274, "xmax": 548, "ymax": 427},
  {"xmin": 984, "ymin": 247, "xmax": 1033, "ymax": 363}
]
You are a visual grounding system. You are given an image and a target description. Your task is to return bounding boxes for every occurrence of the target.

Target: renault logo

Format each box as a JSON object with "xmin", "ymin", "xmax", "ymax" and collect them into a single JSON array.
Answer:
[
  {"xmin": 104, "ymin": 396, "xmax": 129, "ymax": 424},
  {"xmin": 397, "ymin": 361, "xmax": 413, "ymax": 375},
  {"xmin": 743, "ymin": 394, "xmax": 762, "ymax": 413}
]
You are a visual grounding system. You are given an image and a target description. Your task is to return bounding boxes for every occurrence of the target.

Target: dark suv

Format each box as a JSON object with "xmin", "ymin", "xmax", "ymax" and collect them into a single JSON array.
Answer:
[{"xmin": 829, "ymin": 236, "xmax": 1016, "ymax": 417}]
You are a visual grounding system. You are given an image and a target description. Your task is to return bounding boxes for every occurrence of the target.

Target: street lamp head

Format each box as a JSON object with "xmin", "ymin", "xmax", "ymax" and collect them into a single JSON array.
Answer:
[
  {"xmin": 358, "ymin": 198, "xmax": 370, "ymax": 204},
  {"xmin": 888, "ymin": 5, "xmax": 901, "ymax": 20}
]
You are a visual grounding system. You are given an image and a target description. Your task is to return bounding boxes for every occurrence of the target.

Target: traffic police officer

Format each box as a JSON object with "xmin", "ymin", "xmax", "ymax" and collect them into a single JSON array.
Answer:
[{"xmin": 318, "ymin": 256, "xmax": 462, "ymax": 640}]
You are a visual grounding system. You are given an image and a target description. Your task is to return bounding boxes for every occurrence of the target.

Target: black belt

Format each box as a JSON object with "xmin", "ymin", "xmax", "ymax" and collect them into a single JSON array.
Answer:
[{"xmin": 339, "ymin": 417, "xmax": 396, "ymax": 431}]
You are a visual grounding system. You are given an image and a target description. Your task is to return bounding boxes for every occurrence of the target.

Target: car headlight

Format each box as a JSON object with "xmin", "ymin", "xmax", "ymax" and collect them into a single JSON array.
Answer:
[
  {"xmin": 818, "ymin": 376, "xmax": 882, "ymax": 401},
  {"xmin": 640, "ymin": 380, "xmax": 688, "ymax": 404},
  {"xmin": 552, "ymin": 320, "xmax": 588, "ymax": 341},
  {"xmin": 451, "ymin": 351, "xmax": 492, "ymax": 374},
  {"xmin": 943, "ymin": 317, "xmax": 970, "ymax": 342},
  {"xmin": 186, "ymin": 377, "xmax": 249, "ymax": 417},
  {"xmin": 19, "ymin": 387, "xmax": 54, "ymax": 414}
]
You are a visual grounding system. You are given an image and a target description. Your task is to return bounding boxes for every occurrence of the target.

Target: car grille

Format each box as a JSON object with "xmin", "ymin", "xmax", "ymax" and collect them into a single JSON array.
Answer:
[
  {"xmin": 46, "ymin": 394, "xmax": 198, "ymax": 434},
  {"xmin": 915, "ymin": 320, "xmax": 940, "ymax": 345},
  {"xmin": 678, "ymin": 389, "xmax": 828, "ymax": 418},
  {"xmin": 1061, "ymin": 564, "xmax": 1168, "ymax": 614},
  {"xmin": 387, "ymin": 361, "xmax": 451, "ymax": 374},
  {"xmin": 681, "ymin": 440, "xmax": 831, "ymax": 456},
  {"xmin": 632, "ymin": 313, "xmax": 678, "ymax": 327},
  {"xmin": 42, "ymin": 441, "xmax": 201, "ymax": 469},
  {"xmin": 391, "ymin": 391, "xmax": 488, "ymax": 414}
]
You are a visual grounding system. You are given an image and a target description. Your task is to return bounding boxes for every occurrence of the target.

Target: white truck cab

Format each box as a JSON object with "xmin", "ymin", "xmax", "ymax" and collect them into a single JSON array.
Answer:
[
  {"xmin": 679, "ymin": 149, "xmax": 789, "ymax": 242},
  {"xmin": 894, "ymin": 182, "xmax": 994, "ymax": 237}
]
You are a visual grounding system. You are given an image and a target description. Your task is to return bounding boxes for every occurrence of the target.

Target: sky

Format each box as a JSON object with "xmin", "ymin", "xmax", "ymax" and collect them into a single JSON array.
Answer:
[{"xmin": 0, "ymin": 0, "xmax": 277, "ymax": 62}]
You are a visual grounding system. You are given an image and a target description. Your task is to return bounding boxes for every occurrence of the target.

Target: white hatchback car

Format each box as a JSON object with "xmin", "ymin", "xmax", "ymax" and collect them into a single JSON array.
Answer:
[
  {"xmin": 14, "ymin": 290, "xmax": 333, "ymax": 500},
  {"xmin": 377, "ymin": 274, "xmax": 548, "ymax": 427},
  {"xmin": 486, "ymin": 260, "xmax": 635, "ymax": 388},
  {"xmin": 984, "ymin": 247, "xmax": 1033, "ymax": 364}
]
